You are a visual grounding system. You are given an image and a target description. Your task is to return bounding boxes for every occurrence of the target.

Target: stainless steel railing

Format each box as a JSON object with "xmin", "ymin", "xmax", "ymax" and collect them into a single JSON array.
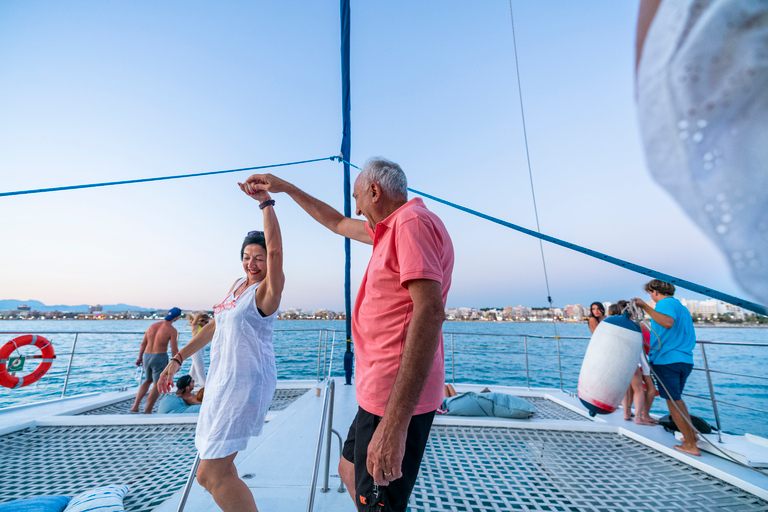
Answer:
[
  {"xmin": 0, "ymin": 328, "xmax": 340, "ymax": 405},
  {"xmin": 440, "ymin": 330, "xmax": 768, "ymax": 436},
  {"xmin": 3, "ymin": 327, "xmax": 767, "ymax": 438},
  {"xmin": 307, "ymin": 378, "xmax": 334, "ymax": 512}
]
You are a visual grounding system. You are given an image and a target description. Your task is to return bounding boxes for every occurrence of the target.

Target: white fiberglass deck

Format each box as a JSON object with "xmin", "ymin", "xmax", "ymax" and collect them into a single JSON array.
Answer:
[
  {"xmin": 1, "ymin": 381, "xmax": 767, "ymax": 511},
  {"xmin": 153, "ymin": 382, "xmax": 768, "ymax": 512}
]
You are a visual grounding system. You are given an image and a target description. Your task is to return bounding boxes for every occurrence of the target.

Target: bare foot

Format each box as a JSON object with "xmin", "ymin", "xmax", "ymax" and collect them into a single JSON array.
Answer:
[
  {"xmin": 680, "ymin": 434, "xmax": 700, "ymax": 443},
  {"xmin": 673, "ymin": 444, "xmax": 701, "ymax": 456},
  {"xmin": 634, "ymin": 419, "xmax": 657, "ymax": 426},
  {"xmin": 624, "ymin": 412, "xmax": 634, "ymax": 421},
  {"xmin": 129, "ymin": 407, "xmax": 139, "ymax": 413}
]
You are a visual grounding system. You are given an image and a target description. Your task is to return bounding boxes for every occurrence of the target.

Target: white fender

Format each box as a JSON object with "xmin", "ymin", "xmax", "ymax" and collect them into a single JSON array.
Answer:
[{"xmin": 578, "ymin": 314, "xmax": 643, "ymax": 416}]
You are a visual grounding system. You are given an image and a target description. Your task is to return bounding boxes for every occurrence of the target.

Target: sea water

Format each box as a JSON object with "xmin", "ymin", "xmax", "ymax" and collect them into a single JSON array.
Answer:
[{"xmin": 1, "ymin": 319, "xmax": 766, "ymax": 437}]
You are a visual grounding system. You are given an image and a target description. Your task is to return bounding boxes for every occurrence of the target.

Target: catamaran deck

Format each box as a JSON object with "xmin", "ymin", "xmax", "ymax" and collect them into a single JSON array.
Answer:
[{"xmin": 1, "ymin": 380, "xmax": 767, "ymax": 511}]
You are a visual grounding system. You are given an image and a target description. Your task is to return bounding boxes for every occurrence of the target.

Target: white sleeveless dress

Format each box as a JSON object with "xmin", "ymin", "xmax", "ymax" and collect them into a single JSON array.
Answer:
[{"xmin": 195, "ymin": 278, "xmax": 278, "ymax": 459}]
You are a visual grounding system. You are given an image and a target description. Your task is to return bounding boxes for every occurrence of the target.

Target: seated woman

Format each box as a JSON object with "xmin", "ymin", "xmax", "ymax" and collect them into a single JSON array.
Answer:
[{"xmin": 158, "ymin": 375, "xmax": 202, "ymax": 414}]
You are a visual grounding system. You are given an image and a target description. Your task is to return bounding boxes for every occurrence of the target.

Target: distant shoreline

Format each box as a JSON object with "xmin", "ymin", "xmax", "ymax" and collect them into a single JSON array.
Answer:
[{"xmin": 1, "ymin": 318, "xmax": 765, "ymax": 328}]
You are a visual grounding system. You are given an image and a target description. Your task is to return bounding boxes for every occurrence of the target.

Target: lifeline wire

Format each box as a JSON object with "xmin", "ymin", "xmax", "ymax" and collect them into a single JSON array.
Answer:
[
  {"xmin": 0, "ymin": 156, "xmax": 337, "ymax": 198},
  {"xmin": 334, "ymin": 156, "xmax": 767, "ymax": 316},
  {"xmin": 508, "ymin": 3, "xmax": 561, "ymax": 381},
  {"xmin": 5, "ymin": 150, "xmax": 765, "ymax": 316}
]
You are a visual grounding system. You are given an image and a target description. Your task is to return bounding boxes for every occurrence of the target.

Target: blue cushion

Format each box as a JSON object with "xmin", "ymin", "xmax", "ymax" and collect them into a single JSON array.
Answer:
[
  {"xmin": 63, "ymin": 485, "xmax": 128, "ymax": 512},
  {"xmin": 157, "ymin": 395, "xmax": 201, "ymax": 414},
  {"xmin": 0, "ymin": 496, "xmax": 71, "ymax": 512},
  {"xmin": 442, "ymin": 392, "xmax": 536, "ymax": 419}
]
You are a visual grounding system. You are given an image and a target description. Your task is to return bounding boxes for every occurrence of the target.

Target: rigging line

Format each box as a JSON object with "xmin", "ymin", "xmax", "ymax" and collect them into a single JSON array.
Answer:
[
  {"xmin": 0, "ymin": 156, "xmax": 337, "ymax": 198},
  {"xmin": 410, "ymin": 188, "xmax": 768, "ymax": 317},
  {"xmin": 508, "ymin": 1, "xmax": 559, "ymax": 340},
  {"xmin": 333, "ymin": 157, "xmax": 768, "ymax": 316}
]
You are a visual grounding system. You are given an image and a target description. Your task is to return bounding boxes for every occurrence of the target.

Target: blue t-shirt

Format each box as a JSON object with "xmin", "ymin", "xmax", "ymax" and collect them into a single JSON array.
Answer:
[{"xmin": 649, "ymin": 297, "xmax": 695, "ymax": 365}]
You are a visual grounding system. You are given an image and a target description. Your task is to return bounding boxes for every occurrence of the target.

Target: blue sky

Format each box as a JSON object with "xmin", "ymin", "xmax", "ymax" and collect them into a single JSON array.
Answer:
[{"xmin": 0, "ymin": 1, "xmax": 745, "ymax": 311}]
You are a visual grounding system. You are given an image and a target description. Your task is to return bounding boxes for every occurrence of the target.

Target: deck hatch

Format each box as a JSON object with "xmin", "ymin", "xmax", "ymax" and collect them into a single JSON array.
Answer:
[
  {"xmin": 0, "ymin": 423, "xmax": 197, "ymax": 512},
  {"xmin": 410, "ymin": 426, "xmax": 768, "ymax": 511}
]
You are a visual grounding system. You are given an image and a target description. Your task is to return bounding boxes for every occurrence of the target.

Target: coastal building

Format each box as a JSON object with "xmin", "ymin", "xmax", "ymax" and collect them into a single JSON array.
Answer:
[
  {"xmin": 680, "ymin": 298, "xmax": 746, "ymax": 320},
  {"xmin": 564, "ymin": 304, "xmax": 586, "ymax": 320}
]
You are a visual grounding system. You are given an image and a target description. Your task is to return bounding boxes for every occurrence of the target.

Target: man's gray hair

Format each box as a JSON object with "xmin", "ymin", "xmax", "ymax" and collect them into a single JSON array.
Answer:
[{"xmin": 358, "ymin": 158, "xmax": 408, "ymax": 201}]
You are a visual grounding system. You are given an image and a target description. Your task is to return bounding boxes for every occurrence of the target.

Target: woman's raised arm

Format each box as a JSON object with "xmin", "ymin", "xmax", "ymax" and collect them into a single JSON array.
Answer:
[{"xmin": 239, "ymin": 183, "xmax": 284, "ymax": 316}]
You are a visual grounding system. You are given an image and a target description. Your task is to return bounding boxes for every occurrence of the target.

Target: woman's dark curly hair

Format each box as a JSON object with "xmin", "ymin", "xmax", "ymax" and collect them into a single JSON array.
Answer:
[{"xmin": 241, "ymin": 232, "xmax": 266, "ymax": 259}]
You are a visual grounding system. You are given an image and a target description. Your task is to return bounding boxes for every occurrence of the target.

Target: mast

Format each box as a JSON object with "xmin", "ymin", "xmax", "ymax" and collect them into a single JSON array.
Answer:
[{"xmin": 340, "ymin": 0, "xmax": 353, "ymax": 385}]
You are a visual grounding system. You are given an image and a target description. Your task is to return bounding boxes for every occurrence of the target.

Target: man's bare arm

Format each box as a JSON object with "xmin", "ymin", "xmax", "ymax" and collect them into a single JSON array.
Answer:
[
  {"xmin": 634, "ymin": 298, "xmax": 674, "ymax": 329},
  {"xmin": 244, "ymin": 173, "xmax": 371, "ymax": 245},
  {"xmin": 636, "ymin": 0, "xmax": 662, "ymax": 72},
  {"xmin": 136, "ymin": 332, "xmax": 148, "ymax": 366},
  {"xmin": 366, "ymin": 279, "xmax": 445, "ymax": 485}
]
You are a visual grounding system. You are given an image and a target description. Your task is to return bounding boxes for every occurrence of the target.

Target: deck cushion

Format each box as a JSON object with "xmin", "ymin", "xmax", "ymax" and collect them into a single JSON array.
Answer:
[
  {"xmin": 442, "ymin": 392, "xmax": 536, "ymax": 419},
  {"xmin": 0, "ymin": 496, "xmax": 71, "ymax": 512},
  {"xmin": 63, "ymin": 485, "xmax": 128, "ymax": 512}
]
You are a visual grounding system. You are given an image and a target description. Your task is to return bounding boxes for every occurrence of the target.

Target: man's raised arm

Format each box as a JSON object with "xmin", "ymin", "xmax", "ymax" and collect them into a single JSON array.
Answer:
[{"xmin": 243, "ymin": 173, "xmax": 371, "ymax": 245}]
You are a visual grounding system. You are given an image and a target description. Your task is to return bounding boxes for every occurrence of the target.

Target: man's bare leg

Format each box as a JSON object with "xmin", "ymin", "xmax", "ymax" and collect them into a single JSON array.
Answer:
[
  {"xmin": 338, "ymin": 456, "xmax": 356, "ymax": 503},
  {"xmin": 197, "ymin": 453, "xmax": 259, "ymax": 512},
  {"xmin": 144, "ymin": 384, "xmax": 160, "ymax": 414},
  {"xmin": 667, "ymin": 399, "xmax": 701, "ymax": 455},
  {"xmin": 131, "ymin": 378, "xmax": 152, "ymax": 412}
]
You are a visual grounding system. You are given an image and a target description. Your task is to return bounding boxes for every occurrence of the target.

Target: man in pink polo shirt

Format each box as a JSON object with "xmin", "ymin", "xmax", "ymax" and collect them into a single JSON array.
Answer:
[{"xmin": 245, "ymin": 158, "xmax": 453, "ymax": 511}]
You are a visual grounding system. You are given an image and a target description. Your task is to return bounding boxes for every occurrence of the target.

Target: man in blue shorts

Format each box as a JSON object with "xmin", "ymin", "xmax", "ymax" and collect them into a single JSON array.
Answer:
[
  {"xmin": 635, "ymin": 280, "xmax": 700, "ymax": 456},
  {"xmin": 131, "ymin": 307, "xmax": 181, "ymax": 414}
]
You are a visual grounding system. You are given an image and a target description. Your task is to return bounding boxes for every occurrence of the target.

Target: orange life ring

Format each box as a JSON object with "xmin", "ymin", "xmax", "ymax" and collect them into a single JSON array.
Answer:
[{"xmin": 0, "ymin": 335, "xmax": 55, "ymax": 389}]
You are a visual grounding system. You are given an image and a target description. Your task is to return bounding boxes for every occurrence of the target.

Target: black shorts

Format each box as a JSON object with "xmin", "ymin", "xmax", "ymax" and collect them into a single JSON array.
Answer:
[{"xmin": 342, "ymin": 407, "xmax": 435, "ymax": 512}]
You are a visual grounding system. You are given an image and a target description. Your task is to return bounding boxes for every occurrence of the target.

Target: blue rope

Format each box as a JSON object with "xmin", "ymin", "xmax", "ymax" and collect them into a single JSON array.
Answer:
[
  {"xmin": 333, "ymin": 157, "xmax": 767, "ymax": 316},
  {"xmin": 0, "ymin": 157, "xmax": 337, "ymax": 197}
]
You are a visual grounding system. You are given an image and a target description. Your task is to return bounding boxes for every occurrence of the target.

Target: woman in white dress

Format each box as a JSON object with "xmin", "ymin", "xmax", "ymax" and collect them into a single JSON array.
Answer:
[
  {"xmin": 187, "ymin": 312, "xmax": 210, "ymax": 386},
  {"xmin": 158, "ymin": 183, "xmax": 283, "ymax": 512}
]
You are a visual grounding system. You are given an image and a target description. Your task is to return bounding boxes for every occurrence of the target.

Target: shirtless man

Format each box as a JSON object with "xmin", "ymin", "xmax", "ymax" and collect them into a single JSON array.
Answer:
[{"xmin": 131, "ymin": 307, "xmax": 181, "ymax": 413}]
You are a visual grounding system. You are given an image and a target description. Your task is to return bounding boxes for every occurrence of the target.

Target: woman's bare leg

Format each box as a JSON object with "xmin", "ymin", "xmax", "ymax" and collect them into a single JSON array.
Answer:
[
  {"xmin": 639, "ymin": 375, "xmax": 658, "ymax": 423},
  {"xmin": 630, "ymin": 371, "xmax": 652, "ymax": 425},
  {"xmin": 622, "ymin": 384, "xmax": 634, "ymax": 420},
  {"xmin": 197, "ymin": 453, "xmax": 258, "ymax": 512}
]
